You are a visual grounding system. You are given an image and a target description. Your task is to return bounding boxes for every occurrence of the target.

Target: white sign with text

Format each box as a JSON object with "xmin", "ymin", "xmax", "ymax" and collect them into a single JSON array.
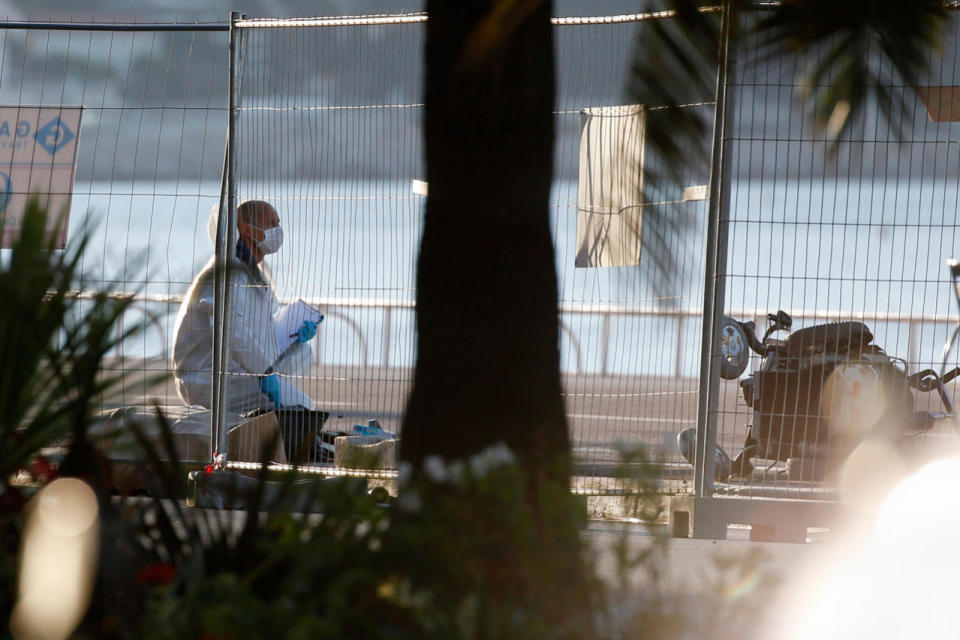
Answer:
[{"xmin": 0, "ymin": 106, "xmax": 83, "ymax": 249}]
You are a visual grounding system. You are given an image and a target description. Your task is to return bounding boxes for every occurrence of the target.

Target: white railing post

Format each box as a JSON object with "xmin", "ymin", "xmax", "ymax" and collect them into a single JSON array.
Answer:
[
  {"xmin": 908, "ymin": 318, "xmax": 919, "ymax": 368},
  {"xmin": 382, "ymin": 306, "xmax": 393, "ymax": 368},
  {"xmin": 675, "ymin": 313, "xmax": 686, "ymax": 379},
  {"xmin": 600, "ymin": 313, "xmax": 611, "ymax": 376}
]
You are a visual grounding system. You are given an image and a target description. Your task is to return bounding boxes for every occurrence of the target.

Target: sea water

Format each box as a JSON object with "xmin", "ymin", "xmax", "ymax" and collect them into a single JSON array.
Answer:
[{"xmin": 64, "ymin": 177, "xmax": 960, "ymax": 376}]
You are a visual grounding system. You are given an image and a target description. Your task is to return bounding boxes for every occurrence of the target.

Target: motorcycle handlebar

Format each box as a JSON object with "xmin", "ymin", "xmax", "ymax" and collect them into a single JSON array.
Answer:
[
  {"xmin": 740, "ymin": 320, "xmax": 771, "ymax": 356},
  {"xmin": 944, "ymin": 366, "xmax": 960, "ymax": 384}
]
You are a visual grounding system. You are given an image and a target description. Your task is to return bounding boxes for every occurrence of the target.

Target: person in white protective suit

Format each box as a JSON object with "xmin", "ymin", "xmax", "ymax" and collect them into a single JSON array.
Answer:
[{"xmin": 171, "ymin": 200, "xmax": 318, "ymax": 420}]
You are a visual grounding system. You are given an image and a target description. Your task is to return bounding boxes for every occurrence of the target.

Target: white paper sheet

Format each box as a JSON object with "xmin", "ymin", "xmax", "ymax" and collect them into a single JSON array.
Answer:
[{"xmin": 274, "ymin": 299, "xmax": 324, "ymax": 354}]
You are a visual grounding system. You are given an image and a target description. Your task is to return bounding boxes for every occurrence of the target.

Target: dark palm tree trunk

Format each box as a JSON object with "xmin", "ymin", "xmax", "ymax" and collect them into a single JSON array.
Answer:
[
  {"xmin": 400, "ymin": 1, "xmax": 593, "ymax": 631},
  {"xmin": 405, "ymin": 0, "xmax": 570, "ymax": 485}
]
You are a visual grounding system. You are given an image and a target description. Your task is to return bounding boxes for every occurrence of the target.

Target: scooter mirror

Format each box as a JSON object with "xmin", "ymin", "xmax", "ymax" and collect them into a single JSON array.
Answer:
[
  {"xmin": 777, "ymin": 310, "xmax": 793, "ymax": 330},
  {"xmin": 766, "ymin": 311, "xmax": 792, "ymax": 330}
]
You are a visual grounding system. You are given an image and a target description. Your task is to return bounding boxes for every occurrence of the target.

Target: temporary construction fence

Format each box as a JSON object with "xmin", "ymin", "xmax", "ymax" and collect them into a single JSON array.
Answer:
[
  {"xmin": 10, "ymin": 8, "xmax": 960, "ymax": 534},
  {"xmin": 0, "ymin": 21, "xmax": 229, "ymax": 464},
  {"xmin": 217, "ymin": 10, "xmax": 712, "ymax": 491},
  {"xmin": 676, "ymin": 5, "xmax": 960, "ymax": 540}
]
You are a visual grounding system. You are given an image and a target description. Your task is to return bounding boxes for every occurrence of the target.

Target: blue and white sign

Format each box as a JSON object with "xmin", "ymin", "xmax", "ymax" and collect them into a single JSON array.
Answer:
[
  {"xmin": 34, "ymin": 117, "xmax": 77, "ymax": 156},
  {"xmin": 0, "ymin": 171, "xmax": 12, "ymax": 214},
  {"xmin": 0, "ymin": 106, "xmax": 83, "ymax": 248}
]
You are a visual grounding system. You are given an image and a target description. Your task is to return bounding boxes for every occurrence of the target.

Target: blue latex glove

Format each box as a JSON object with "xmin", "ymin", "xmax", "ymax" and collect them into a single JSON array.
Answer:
[
  {"xmin": 294, "ymin": 319, "xmax": 319, "ymax": 344},
  {"xmin": 260, "ymin": 373, "xmax": 282, "ymax": 410}
]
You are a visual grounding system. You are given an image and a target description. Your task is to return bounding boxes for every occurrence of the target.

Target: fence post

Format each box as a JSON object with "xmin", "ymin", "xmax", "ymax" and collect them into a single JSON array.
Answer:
[
  {"xmin": 210, "ymin": 11, "xmax": 244, "ymax": 462},
  {"xmin": 694, "ymin": 1, "xmax": 735, "ymax": 498}
]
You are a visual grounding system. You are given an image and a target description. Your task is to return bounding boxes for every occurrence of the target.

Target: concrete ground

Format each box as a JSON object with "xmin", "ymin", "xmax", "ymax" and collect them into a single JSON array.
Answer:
[{"xmin": 584, "ymin": 518, "xmax": 821, "ymax": 639}]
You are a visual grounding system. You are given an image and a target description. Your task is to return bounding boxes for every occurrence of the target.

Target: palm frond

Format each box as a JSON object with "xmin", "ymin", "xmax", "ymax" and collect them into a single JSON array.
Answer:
[
  {"xmin": 626, "ymin": 1, "xmax": 948, "ymax": 300},
  {"xmin": 626, "ymin": 2, "xmax": 723, "ymax": 303},
  {"xmin": 0, "ymin": 199, "xmax": 154, "ymax": 486},
  {"xmin": 755, "ymin": 0, "xmax": 948, "ymax": 140}
]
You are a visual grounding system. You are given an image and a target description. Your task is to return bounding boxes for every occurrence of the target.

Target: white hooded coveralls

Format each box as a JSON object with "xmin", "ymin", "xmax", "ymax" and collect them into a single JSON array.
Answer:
[{"xmin": 171, "ymin": 255, "xmax": 314, "ymax": 417}]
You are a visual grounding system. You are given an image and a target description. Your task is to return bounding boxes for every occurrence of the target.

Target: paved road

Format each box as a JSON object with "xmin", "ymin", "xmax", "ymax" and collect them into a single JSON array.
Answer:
[
  {"xmin": 102, "ymin": 360, "xmax": 739, "ymax": 462},
  {"xmin": 102, "ymin": 359, "xmax": 960, "ymax": 501}
]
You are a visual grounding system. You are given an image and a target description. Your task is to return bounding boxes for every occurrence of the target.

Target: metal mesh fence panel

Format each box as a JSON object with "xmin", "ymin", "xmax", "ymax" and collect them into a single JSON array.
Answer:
[
  {"xmin": 223, "ymin": 15, "xmax": 426, "ymax": 469},
  {"xmin": 711, "ymin": 10, "xmax": 960, "ymax": 499},
  {"xmin": 226, "ymin": 12, "xmax": 715, "ymax": 493},
  {"xmin": 18, "ymin": 6, "xmax": 960, "ymax": 522},
  {"xmin": 0, "ymin": 23, "xmax": 229, "ymax": 462},
  {"xmin": 554, "ymin": 19, "xmax": 711, "ymax": 494}
]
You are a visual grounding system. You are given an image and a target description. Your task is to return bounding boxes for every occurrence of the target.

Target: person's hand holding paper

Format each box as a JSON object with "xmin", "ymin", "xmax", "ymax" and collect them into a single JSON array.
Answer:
[
  {"xmin": 295, "ymin": 320, "xmax": 319, "ymax": 344},
  {"xmin": 275, "ymin": 300, "xmax": 324, "ymax": 353}
]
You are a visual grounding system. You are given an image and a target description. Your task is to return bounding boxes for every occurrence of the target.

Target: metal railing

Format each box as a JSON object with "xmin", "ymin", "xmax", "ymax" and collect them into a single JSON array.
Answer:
[{"xmin": 101, "ymin": 289, "xmax": 960, "ymax": 376}]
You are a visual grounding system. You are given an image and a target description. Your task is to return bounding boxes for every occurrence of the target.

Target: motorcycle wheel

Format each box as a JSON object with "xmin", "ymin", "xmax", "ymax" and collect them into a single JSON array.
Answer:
[
  {"xmin": 785, "ymin": 321, "xmax": 873, "ymax": 356},
  {"xmin": 719, "ymin": 316, "xmax": 749, "ymax": 379}
]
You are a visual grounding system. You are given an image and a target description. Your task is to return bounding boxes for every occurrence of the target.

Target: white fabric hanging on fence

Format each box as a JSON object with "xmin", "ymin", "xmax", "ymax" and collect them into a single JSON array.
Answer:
[{"xmin": 575, "ymin": 104, "xmax": 645, "ymax": 268}]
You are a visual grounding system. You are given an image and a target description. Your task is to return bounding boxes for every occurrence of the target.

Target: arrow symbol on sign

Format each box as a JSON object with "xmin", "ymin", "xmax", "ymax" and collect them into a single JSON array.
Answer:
[{"xmin": 33, "ymin": 117, "xmax": 76, "ymax": 156}]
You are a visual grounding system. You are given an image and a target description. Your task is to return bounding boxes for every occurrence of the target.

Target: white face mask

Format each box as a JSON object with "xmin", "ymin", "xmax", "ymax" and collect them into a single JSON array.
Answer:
[{"xmin": 255, "ymin": 225, "xmax": 283, "ymax": 254}]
